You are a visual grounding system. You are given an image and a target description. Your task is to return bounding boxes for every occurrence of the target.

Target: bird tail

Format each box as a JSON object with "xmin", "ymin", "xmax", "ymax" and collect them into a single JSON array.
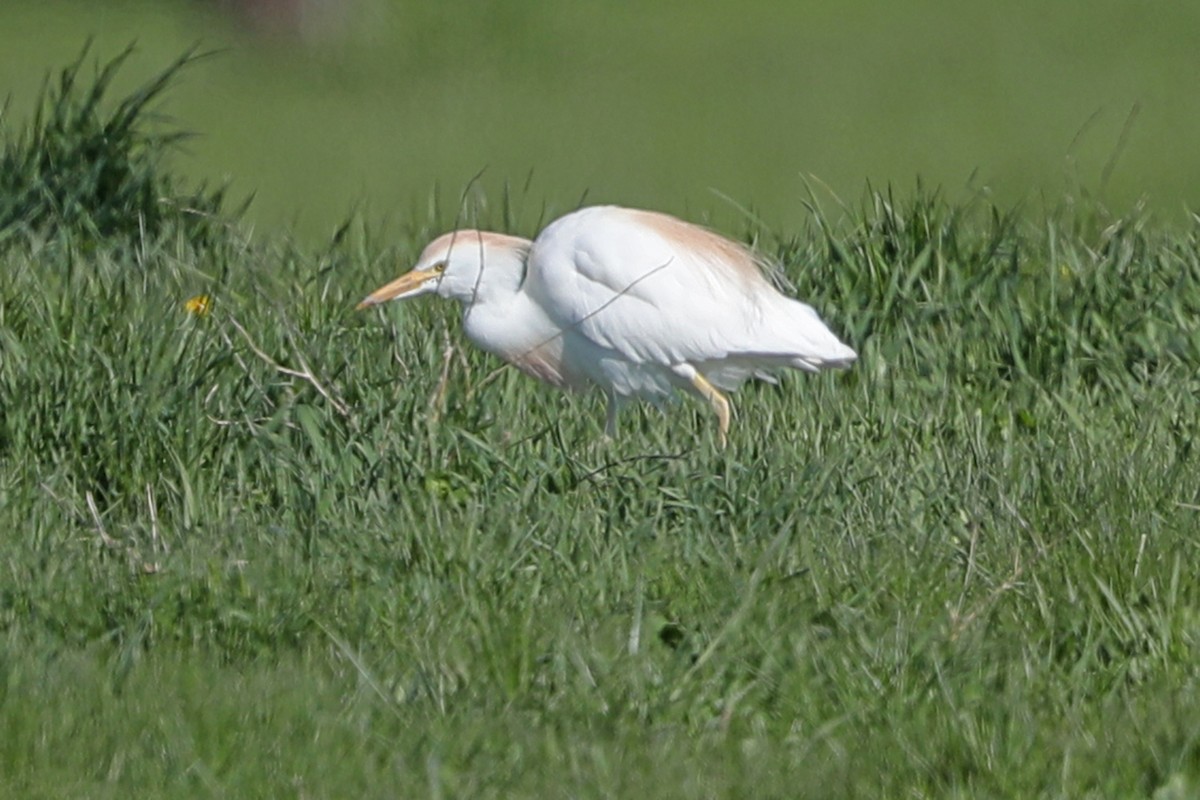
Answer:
[{"xmin": 796, "ymin": 334, "xmax": 856, "ymax": 366}]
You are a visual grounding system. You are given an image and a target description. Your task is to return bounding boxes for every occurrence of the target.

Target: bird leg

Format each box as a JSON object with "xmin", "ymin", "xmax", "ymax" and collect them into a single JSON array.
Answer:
[
  {"xmin": 605, "ymin": 394, "xmax": 620, "ymax": 439},
  {"xmin": 689, "ymin": 372, "xmax": 732, "ymax": 447}
]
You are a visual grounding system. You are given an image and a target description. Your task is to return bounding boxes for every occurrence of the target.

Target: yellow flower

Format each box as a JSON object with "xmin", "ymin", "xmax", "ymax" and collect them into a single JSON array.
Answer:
[{"xmin": 184, "ymin": 294, "xmax": 212, "ymax": 316}]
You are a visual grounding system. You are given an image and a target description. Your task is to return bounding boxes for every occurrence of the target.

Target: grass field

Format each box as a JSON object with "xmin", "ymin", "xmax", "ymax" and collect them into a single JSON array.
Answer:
[{"xmin": 3, "ymin": 50, "xmax": 1200, "ymax": 798}]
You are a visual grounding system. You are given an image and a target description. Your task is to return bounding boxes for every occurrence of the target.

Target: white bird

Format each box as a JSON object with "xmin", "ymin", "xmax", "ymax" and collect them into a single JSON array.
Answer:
[{"xmin": 358, "ymin": 205, "xmax": 855, "ymax": 444}]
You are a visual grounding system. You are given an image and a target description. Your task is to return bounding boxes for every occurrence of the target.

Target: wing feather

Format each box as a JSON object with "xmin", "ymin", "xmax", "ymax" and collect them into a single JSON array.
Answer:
[{"xmin": 524, "ymin": 207, "xmax": 854, "ymax": 382}]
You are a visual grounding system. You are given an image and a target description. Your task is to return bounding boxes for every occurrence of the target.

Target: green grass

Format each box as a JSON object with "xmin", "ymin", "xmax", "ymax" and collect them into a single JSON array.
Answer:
[{"xmin": 3, "ymin": 50, "xmax": 1200, "ymax": 798}]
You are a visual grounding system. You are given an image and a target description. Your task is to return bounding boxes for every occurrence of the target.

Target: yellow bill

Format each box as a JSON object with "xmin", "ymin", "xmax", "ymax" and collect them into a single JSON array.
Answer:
[{"xmin": 355, "ymin": 267, "xmax": 442, "ymax": 310}]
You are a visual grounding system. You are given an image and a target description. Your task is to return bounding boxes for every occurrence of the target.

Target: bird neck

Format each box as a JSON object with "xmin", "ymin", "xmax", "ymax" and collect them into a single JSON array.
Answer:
[
  {"xmin": 460, "ymin": 283, "xmax": 565, "ymax": 382},
  {"xmin": 460, "ymin": 283, "xmax": 543, "ymax": 347}
]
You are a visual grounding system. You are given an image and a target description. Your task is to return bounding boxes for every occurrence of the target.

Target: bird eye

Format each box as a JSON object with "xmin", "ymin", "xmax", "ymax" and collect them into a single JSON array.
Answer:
[{"xmin": 432, "ymin": 261, "xmax": 447, "ymax": 273}]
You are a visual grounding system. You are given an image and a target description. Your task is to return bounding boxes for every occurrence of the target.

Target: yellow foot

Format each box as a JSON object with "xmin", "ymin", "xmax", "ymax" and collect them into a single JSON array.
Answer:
[{"xmin": 690, "ymin": 372, "xmax": 732, "ymax": 447}]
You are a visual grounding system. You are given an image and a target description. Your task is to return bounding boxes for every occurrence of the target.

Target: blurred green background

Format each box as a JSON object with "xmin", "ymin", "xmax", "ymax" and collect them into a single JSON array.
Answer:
[{"xmin": 3, "ymin": 0, "xmax": 1197, "ymax": 240}]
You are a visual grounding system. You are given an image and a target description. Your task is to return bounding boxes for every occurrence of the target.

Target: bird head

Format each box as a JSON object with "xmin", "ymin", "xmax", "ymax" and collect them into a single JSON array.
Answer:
[{"xmin": 357, "ymin": 230, "xmax": 530, "ymax": 310}]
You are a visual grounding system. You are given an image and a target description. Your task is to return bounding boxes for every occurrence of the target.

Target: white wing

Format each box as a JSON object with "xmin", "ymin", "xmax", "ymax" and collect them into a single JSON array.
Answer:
[{"xmin": 524, "ymin": 206, "xmax": 855, "ymax": 391}]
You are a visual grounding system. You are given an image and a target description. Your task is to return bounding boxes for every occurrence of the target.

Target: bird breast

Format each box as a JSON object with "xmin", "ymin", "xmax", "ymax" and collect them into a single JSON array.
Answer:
[
  {"xmin": 460, "ymin": 292, "xmax": 581, "ymax": 390},
  {"xmin": 508, "ymin": 338, "xmax": 570, "ymax": 388}
]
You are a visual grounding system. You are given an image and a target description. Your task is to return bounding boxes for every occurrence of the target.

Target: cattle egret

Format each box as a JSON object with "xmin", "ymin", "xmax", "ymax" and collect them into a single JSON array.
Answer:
[{"xmin": 358, "ymin": 206, "xmax": 855, "ymax": 444}]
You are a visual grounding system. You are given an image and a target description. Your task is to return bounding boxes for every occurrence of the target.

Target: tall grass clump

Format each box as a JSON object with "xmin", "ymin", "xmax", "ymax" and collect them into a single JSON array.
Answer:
[
  {"xmin": 3, "ymin": 47, "xmax": 1200, "ymax": 799},
  {"xmin": 0, "ymin": 43, "xmax": 228, "ymax": 248}
]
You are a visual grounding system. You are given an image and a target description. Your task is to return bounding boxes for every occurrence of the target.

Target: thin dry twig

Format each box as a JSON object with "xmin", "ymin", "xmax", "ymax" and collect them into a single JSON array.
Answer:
[
  {"xmin": 86, "ymin": 491, "xmax": 119, "ymax": 548},
  {"xmin": 227, "ymin": 316, "xmax": 349, "ymax": 416},
  {"xmin": 281, "ymin": 322, "xmax": 349, "ymax": 415},
  {"xmin": 948, "ymin": 550, "xmax": 1026, "ymax": 642},
  {"xmin": 427, "ymin": 327, "xmax": 456, "ymax": 422},
  {"xmin": 146, "ymin": 483, "xmax": 168, "ymax": 556},
  {"xmin": 953, "ymin": 521, "xmax": 981, "ymax": 614},
  {"xmin": 947, "ymin": 490, "xmax": 1053, "ymax": 641},
  {"xmin": 474, "ymin": 362, "xmax": 511, "ymax": 395},
  {"xmin": 202, "ymin": 381, "xmax": 273, "ymax": 429}
]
